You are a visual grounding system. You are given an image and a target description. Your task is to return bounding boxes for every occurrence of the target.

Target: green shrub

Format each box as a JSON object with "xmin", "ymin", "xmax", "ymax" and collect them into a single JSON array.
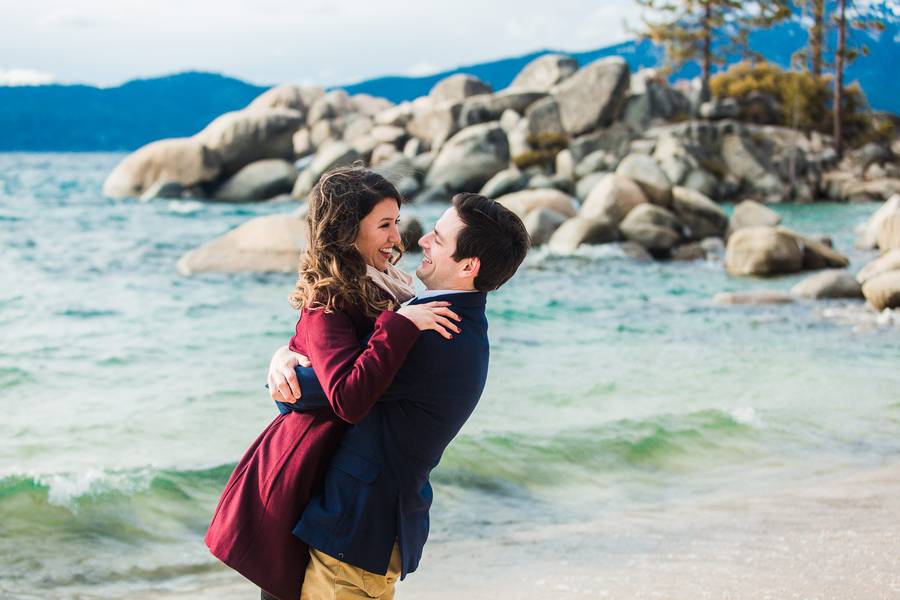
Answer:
[
  {"xmin": 711, "ymin": 60, "xmax": 877, "ymax": 148},
  {"xmin": 512, "ymin": 131, "xmax": 569, "ymax": 170}
]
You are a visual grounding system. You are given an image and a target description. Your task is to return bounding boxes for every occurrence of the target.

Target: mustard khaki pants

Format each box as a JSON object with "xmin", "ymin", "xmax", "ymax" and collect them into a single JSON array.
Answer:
[{"xmin": 299, "ymin": 543, "xmax": 402, "ymax": 600}]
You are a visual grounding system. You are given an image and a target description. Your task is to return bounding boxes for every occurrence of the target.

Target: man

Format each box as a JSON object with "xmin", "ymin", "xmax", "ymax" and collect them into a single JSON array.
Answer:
[{"xmin": 267, "ymin": 192, "xmax": 530, "ymax": 599}]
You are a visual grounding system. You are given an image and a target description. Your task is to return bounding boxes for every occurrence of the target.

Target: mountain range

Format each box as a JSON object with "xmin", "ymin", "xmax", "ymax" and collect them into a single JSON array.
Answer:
[{"xmin": 0, "ymin": 20, "xmax": 896, "ymax": 151}]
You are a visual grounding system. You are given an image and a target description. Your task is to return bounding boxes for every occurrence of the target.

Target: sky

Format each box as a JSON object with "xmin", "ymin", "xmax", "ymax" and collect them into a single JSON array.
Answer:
[{"xmin": 0, "ymin": 0, "xmax": 641, "ymax": 87}]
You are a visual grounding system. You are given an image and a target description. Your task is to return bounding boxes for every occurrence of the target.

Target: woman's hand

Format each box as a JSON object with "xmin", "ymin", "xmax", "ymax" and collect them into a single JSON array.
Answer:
[
  {"xmin": 267, "ymin": 345, "xmax": 311, "ymax": 403},
  {"xmin": 396, "ymin": 301, "xmax": 461, "ymax": 340}
]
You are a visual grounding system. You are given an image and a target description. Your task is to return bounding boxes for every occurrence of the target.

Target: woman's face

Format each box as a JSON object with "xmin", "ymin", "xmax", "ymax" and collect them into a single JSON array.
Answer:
[{"xmin": 356, "ymin": 197, "xmax": 401, "ymax": 271}]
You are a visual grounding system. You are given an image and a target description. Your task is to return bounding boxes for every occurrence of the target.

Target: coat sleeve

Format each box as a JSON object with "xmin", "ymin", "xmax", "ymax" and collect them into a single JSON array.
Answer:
[{"xmin": 293, "ymin": 307, "xmax": 420, "ymax": 424}]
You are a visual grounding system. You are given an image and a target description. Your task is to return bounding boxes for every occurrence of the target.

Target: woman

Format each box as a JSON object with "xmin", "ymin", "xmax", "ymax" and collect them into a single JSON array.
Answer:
[{"xmin": 205, "ymin": 167, "xmax": 459, "ymax": 600}]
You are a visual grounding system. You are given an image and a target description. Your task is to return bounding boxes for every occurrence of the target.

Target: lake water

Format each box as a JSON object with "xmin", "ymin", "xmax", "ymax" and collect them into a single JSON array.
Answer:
[{"xmin": 1, "ymin": 153, "xmax": 897, "ymax": 598}]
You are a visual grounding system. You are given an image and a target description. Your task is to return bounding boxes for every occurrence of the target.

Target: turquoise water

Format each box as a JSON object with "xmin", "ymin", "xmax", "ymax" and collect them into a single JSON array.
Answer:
[{"xmin": 1, "ymin": 153, "xmax": 898, "ymax": 597}]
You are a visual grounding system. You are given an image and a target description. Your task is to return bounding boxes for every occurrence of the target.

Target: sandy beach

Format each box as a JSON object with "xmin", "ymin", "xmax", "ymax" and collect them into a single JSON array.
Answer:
[{"xmin": 134, "ymin": 461, "xmax": 900, "ymax": 600}]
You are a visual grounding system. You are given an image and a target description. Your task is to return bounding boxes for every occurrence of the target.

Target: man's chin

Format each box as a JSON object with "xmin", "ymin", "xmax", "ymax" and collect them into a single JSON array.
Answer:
[{"xmin": 415, "ymin": 266, "xmax": 430, "ymax": 287}]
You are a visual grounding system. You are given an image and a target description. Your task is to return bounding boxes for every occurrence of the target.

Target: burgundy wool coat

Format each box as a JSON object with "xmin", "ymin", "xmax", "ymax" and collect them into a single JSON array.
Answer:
[{"xmin": 204, "ymin": 299, "xmax": 420, "ymax": 600}]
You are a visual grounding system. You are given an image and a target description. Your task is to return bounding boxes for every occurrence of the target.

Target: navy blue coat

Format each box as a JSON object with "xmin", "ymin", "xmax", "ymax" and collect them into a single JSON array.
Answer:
[{"xmin": 282, "ymin": 291, "xmax": 489, "ymax": 578}]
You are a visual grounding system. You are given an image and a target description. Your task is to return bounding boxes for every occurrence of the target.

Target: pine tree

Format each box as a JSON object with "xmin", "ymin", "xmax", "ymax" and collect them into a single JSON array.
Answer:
[
  {"xmin": 634, "ymin": 0, "xmax": 791, "ymax": 102},
  {"xmin": 793, "ymin": 0, "xmax": 828, "ymax": 76},
  {"xmin": 831, "ymin": 0, "xmax": 897, "ymax": 156}
]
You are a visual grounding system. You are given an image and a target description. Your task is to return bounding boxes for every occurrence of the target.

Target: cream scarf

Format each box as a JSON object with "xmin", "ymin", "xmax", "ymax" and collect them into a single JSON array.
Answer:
[{"xmin": 365, "ymin": 263, "xmax": 416, "ymax": 305}]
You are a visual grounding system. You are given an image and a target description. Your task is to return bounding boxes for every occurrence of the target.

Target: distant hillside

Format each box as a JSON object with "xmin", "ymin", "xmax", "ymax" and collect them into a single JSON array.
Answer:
[
  {"xmin": 0, "ymin": 20, "xmax": 895, "ymax": 151},
  {"xmin": 0, "ymin": 72, "xmax": 266, "ymax": 151}
]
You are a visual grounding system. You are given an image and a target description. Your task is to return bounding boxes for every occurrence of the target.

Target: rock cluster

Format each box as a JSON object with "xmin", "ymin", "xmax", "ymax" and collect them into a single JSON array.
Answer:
[
  {"xmin": 98, "ymin": 54, "xmax": 896, "ymax": 297},
  {"xmin": 854, "ymin": 195, "xmax": 900, "ymax": 310}
]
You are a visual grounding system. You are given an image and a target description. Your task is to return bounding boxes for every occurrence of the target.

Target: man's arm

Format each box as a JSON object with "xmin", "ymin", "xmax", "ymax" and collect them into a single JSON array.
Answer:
[{"xmin": 277, "ymin": 366, "xmax": 328, "ymax": 413}]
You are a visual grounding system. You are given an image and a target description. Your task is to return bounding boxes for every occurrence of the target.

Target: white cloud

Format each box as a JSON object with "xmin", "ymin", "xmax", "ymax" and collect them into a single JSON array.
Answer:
[
  {"xmin": 0, "ymin": 0, "xmax": 641, "ymax": 87},
  {"xmin": 0, "ymin": 68, "xmax": 57, "ymax": 86},
  {"xmin": 405, "ymin": 61, "xmax": 439, "ymax": 77},
  {"xmin": 39, "ymin": 10, "xmax": 104, "ymax": 29}
]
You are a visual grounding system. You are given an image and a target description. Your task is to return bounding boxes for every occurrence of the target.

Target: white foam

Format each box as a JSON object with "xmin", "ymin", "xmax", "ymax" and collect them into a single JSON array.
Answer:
[
  {"xmin": 166, "ymin": 200, "xmax": 205, "ymax": 214},
  {"xmin": 730, "ymin": 406, "xmax": 762, "ymax": 428},
  {"xmin": 34, "ymin": 467, "xmax": 155, "ymax": 508}
]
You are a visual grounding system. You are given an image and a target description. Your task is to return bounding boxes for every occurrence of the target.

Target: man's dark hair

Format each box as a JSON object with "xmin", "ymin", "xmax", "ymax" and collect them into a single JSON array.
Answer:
[{"xmin": 451, "ymin": 193, "xmax": 530, "ymax": 292}]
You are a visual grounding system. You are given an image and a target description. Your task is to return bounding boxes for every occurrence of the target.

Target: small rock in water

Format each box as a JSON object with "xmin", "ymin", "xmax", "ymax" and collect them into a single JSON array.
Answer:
[
  {"xmin": 713, "ymin": 290, "xmax": 795, "ymax": 305},
  {"xmin": 400, "ymin": 218, "xmax": 423, "ymax": 252},
  {"xmin": 790, "ymin": 270, "xmax": 863, "ymax": 300}
]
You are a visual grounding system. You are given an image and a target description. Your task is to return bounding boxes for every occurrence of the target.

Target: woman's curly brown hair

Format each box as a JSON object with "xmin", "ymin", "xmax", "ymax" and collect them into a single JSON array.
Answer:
[{"xmin": 289, "ymin": 166, "xmax": 404, "ymax": 319}]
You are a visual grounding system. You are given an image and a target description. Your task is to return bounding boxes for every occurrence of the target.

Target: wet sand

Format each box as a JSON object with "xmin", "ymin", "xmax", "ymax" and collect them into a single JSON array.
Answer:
[{"xmin": 142, "ymin": 462, "xmax": 900, "ymax": 600}]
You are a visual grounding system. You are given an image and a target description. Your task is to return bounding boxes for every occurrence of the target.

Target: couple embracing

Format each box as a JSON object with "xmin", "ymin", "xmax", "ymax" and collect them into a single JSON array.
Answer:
[{"xmin": 206, "ymin": 166, "xmax": 530, "ymax": 599}]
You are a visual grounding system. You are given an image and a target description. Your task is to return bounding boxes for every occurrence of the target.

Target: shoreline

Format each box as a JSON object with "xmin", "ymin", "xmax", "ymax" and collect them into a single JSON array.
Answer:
[{"xmin": 126, "ymin": 461, "xmax": 900, "ymax": 600}]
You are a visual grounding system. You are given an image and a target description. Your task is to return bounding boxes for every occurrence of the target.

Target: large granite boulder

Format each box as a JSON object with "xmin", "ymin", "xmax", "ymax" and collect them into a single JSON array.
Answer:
[
  {"xmin": 779, "ymin": 227, "xmax": 850, "ymax": 270},
  {"xmin": 374, "ymin": 102, "xmax": 414, "ymax": 128},
  {"xmin": 580, "ymin": 174, "xmax": 648, "ymax": 224},
  {"xmin": 551, "ymin": 56, "xmax": 630, "ymax": 136},
  {"xmin": 621, "ymin": 69, "xmax": 691, "ymax": 128},
  {"xmin": 196, "ymin": 108, "xmax": 303, "ymax": 174},
  {"xmin": 619, "ymin": 203, "xmax": 680, "ymax": 231},
  {"xmin": 212, "ymin": 159, "xmax": 298, "ymax": 202},
  {"xmin": 567, "ymin": 122, "xmax": 634, "ymax": 162},
  {"xmin": 523, "ymin": 96, "xmax": 566, "ymax": 138},
  {"xmin": 139, "ymin": 181, "xmax": 188, "ymax": 201},
  {"xmin": 508, "ymin": 53, "xmax": 579, "ymax": 92},
  {"xmin": 370, "ymin": 125, "xmax": 407, "ymax": 146},
  {"xmin": 682, "ymin": 168, "xmax": 718, "ymax": 199},
  {"xmin": 671, "ymin": 186, "xmax": 728, "ymax": 240},
  {"xmin": 857, "ymin": 194, "xmax": 900, "ymax": 249},
  {"xmin": 699, "ymin": 98, "xmax": 739, "ymax": 120},
  {"xmin": 248, "ymin": 84, "xmax": 322, "ymax": 115},
  {"xmin": 555, "ymin": 149, "xmax": 575, "ymax": 181},
  {"xmin": 790, "ymin": 270, "xmax": 863, "ymax": 299},
  {"xmin": 575, "ymin": 172, "xmax": 609, "ymax": 201},
  {"xmin": 720, "ymin": 133, "xmax": 782, "ymax": 198},
  {"xmin": 856, "ymin": 249, "xmax": 900, "ymax": 284},
  {"xmin": 459, "ymin": 91, "xmax": 547, "ymax": 127},
  {"xmin": 103, "ymin": 137, "xmax": 221, "ymax": 198},
  {"xmin": 496, "ymin": 189, "xmax": 578, "ymax": 220},
  {"xmin": 406, "ymin": 99, "xmax": 463, "ymax": 150},
  {"xmin": 524, "ymin": 208, "xmax": 569, "ymax": 246},
  {"xmin": 619, "ymin": 204, "xmax": 682, "ymax": 252},
  {"xmin": 307, "ymin": 90, "xmax": 354, "ymax": 125},
  {"xmin": 730, "ymin": 199, "xmax": 781, "ymax": 232},
  {"xmin": 574, "ymin": 150, "xmax": 614, "ymax": 179},
  {"xmin": 176, "ymin": 214, "xmax": 306, "ymax": 275},
  {"xmin": 429, "ymin": 74, "xmax": 492, "ymax": 104},
  {"xmin": 291, "ymin": 141, "xmax": 362, "ymax": 199},
  {"xmin": 615, "ymin": 154, "xmax": 672, "ymax": 207},
  {"xmin": 877, "ymin": 212, "xmax": 900, "ymax": 252},
  {"xmin": 424, "ymin": 122, "xmax": 510, "ymax": 194},
  {"xmin": 310, "ymin": 119, "xmax": 338, "ymax": 148},
  {"xmin": 292, "ymin": 128, "xmax": 313, "ymax": 158},
  {"xmin": 841, "ymin": 177, "xmax": 900, "ymax": 202},
  {"xmin": 479, "ymin": 168, "xmax": 527, "ymax": 199},
  {"xmin": 861, "ymin": 270, "xmax": 900, "ymax": 310},
  {"xmin": 725, "ymin": 226, "xmax": 804, "ymax": 276},
  {"xmin": 548, "ymin": 216, "xmax": 620, "ymax": 253},
  {"xmin": 351, "ymin": 93, "xmax": 394, "ymax": 116},
  {"xmin": 652, "ymin": 134, "xmax": 692, "ymax": 185}
]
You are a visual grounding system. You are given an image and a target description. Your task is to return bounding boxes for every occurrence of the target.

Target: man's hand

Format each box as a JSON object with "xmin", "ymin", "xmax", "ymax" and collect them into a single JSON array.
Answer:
[{"xmin": 267, "ymin": 345, "xmax": 311, "ymax": 403}]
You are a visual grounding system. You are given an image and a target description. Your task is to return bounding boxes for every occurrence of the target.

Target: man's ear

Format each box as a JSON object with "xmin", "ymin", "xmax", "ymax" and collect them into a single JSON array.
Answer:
[{"xmin": 460, "ymin": 256, "xmax": 480, "ymax": 281}]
